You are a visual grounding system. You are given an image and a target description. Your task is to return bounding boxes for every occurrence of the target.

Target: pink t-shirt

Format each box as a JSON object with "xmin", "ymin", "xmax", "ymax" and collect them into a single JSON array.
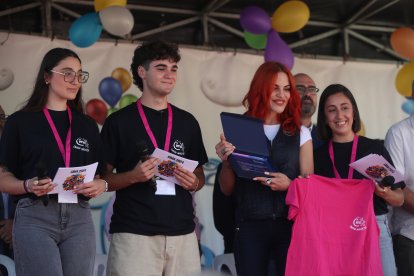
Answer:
[{"xmin": 285, "ymin": 174, "xmax": 382, "ymax": 276}]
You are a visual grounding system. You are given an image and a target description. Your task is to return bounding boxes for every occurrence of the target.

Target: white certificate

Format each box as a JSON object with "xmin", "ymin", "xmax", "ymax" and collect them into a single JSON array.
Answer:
[
  {"xmin": 50, "ymin": 162, "xmax": 98, "ymax": 203},
  {"xmin": 151, "ymin": 148, "xmax": 199, "ymax": 186}
]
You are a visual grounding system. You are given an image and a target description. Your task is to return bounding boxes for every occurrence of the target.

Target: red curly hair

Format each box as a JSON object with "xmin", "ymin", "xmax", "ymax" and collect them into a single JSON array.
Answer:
[{"xmin": 242, "ymin": 61, "xmax": 301, "ymax": 134}]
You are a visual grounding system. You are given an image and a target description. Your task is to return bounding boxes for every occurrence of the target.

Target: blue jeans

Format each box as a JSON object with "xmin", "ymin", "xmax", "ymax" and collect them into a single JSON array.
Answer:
[
  {"xmin": 377, "ymin": 214, "xmax": 397, "ymax": 276},
  {"xmin": 13, "ymin": 197, "xmax": 96, "ymax": 276}
]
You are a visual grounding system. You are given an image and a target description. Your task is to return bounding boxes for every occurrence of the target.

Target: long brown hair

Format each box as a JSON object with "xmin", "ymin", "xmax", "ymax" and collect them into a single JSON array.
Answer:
[
  {"xmin": 21, "ymin": 48, "xmax": 84, "ymax": 113},
  {"xmin": 242, "ymin": 61, "xmax": 301, "ymax": 134}
]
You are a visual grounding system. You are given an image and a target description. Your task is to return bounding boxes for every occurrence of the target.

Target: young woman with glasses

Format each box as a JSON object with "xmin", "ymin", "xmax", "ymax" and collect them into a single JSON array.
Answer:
[{"xmin": 0, "ymin": 48, "xmax": 107, "ymax": 276}]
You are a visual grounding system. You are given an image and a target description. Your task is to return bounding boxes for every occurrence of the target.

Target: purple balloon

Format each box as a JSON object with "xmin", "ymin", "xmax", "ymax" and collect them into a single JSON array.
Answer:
[
  {"xmin": 99, "ymin": 77, "xmax": 122, "ymax": 107},
  {"xmin": 240, "ymin": 6, "xmax": 271, "ymax": 34},
  {"xmin": 264, "ymin": 30, "xmax": 294, "ymax": 70}
]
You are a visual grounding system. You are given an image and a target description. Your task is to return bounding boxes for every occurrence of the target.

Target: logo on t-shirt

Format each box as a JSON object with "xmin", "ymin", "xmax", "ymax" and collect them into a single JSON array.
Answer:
[
  {"xmin": 350, "ymin": 217, "xmax": 367, "ymax": 231},
  {"xmin": 171, "ymin": 140, "xmax": 185, "ymax": 156},
  {"xmin": 73, "ymin": 137, "xmax": 90, "ymax": 152}
]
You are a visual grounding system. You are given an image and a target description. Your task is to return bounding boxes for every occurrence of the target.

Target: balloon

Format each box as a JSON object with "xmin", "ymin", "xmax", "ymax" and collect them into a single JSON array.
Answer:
[
  {"xmin": 86, "ymin": 99, "xmax": 108, "ymax": 125},
  {"xmin": 390, "ymin": 27, "xmax": 414, "ymax": 59},
  {"xmin": 94, "ymin": 0, "xmax": 126, "ymax": 12},
  {"xmin": 240, "ymin": 6, "xmax": 271, "ymax": 34},
  {"xmin": 402, "ymin": 99, "xmax": 414, "ymax": 115},
  {"xmin": 395, "ymin": 61, "xmax": 414, "ymax": 97},
  {"xmin": 69, "ymin": 13, "xmax": 102, "ymax": 48},
  {"xmin": 357, "ymin": 120, "xmax": 366, "ymax": 136},
  {"xmin": 108, "ymin": 107, "xmax": 119, "ymax": 116},
  {"xmin": 99, "ymin": 6, "xmax": 134, "ymax": 36},
  {"xmin": 111, "ymin": 67, "xmax": 132, "ymax": 92},
  {"xmin": 99, "ymin": 77, "xmax": 122, "ymax": 107},
  {"xmin": 272, "ymin": 1, "xmax": 310, "ymax": 33},
  {"xmin": 119, "ymin": 94, "xmax": 138, "ymax": 109},
  {"xmin": 244, "ymin": 31, "xmax": 267, "ymax": 49},
  {"xmin": 0, "ymin": 68, "xmax": 14, "ymax": 91},
  {"xmin": 264, "ymin": 30, "xmax": 294, "ymax": 69}
]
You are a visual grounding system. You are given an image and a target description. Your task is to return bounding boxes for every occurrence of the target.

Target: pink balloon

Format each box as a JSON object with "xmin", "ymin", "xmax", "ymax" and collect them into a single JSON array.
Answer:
[
  {"xmin": 240, "ymin": 6, "xmax": 271, "ymax": 34},
  {"xmin": 264, "ymin": 30, "xmax": 294, "ymax": 70}
]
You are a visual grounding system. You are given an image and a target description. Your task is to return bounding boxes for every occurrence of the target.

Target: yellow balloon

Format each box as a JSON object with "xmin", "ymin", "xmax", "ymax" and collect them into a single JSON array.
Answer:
[
  {"xmin": 94, "ymin": 0, "xmax": 127, "ymax": 12},
  {"xmin": 357, "ymin": 120, "xmax": 366, "ymax": 136},
  {"xmin": 395, "ymin": 61, "xmax": 414, "ymax": 98},
  {"xmin": 111, "ymin": 67, "xmax": 132, "ymax": 93},
  {"xmin": 272, "ymin": 1, "xmax": 310, "ymax": 33}
]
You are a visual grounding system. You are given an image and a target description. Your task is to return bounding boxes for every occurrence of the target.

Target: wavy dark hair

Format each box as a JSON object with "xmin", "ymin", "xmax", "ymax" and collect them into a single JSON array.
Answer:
[
  {"xmin": 21, "ymin": 48, "xmax": 84, "ymax": 113},
  {"xmin": 130, "ymin": 40, "xmax": 181, "ymax": 92},
  {"xmin": 242, "ymin": 61, "xmax": 301, "ymax": 134},
  {"xmin": 317, "ymin": 84, "xmax": 361, "ymax": 141}
]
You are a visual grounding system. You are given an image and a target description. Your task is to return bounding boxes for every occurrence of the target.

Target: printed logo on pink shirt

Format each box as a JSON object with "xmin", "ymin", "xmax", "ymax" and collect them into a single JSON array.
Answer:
[{"xmin": 350, "ymin": 217, "xmax": 367, "ymax": 231}]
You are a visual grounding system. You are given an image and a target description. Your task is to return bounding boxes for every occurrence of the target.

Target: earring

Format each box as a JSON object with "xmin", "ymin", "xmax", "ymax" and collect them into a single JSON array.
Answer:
[{"xmin": 45, "ymin": 81, "xmax": 49, "ymax": 85}]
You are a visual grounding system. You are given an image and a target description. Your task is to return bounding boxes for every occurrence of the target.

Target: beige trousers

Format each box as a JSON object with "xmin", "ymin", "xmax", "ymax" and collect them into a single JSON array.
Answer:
[{"xmin": 106, "ymin": 232, "xmax": 201, "ymax": 276}]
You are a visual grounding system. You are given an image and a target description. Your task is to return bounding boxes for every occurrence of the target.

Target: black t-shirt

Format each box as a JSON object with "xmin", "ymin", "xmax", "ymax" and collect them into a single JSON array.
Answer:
[
  {"xmin": 314, "ymin": 136, "xmax": 394, "ymax": 215},
  {"xmin": 0, "ymin": 109, "xmax": 106, "ymax": 198},
  {"xmin": 101, "ymin": 102, "xmax": 208, "ymax": 236}
]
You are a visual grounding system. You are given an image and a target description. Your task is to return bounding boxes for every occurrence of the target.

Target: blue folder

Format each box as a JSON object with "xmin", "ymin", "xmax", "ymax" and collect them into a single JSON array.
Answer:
[{"xmin": 220, "ymin": 112, "xmax": 276, "ymax": 179}]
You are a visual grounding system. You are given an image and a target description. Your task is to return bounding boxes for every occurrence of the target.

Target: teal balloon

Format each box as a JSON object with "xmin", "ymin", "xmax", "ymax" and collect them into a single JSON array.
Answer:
[
  {"xmin": 244, "ymin": 31, "xmax": 267, "ymax": 49},
  {"xmin": 69, "ymin": 13, "xmax": 102, "ymax": 48},
  {"xmin": 119, "ymin": 94, "xmax": 138, "ymax": 108},
  {"xmin": 402, "ymin": 99, "xmax": 414, "ymax": 114}
]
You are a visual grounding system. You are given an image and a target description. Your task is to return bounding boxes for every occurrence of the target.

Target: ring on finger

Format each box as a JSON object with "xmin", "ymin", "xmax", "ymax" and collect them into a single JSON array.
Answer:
[
  {"xmin": 266, "ymin": 178, "xmax": 272, "ymax": 185},
  {"xmin": 221, "ymin": 148, "xmax": 226, "ymax": 155}
]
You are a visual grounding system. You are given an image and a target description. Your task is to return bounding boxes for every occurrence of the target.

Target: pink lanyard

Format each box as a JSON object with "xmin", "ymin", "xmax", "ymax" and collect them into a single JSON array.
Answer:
[
  {"xmin": 136, "ymin": 100, "xmax": 173, "ymax": 151},
  {"xmin": 328, "ymin": 134, "xmax": 358, "ymax": 179},
  {"xmin": 43, "ymin": 107, "xmax": 72, "ymax": 167}
]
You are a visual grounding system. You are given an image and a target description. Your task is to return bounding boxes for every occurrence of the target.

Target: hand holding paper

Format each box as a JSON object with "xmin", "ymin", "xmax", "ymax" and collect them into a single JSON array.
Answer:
[
  {"xmin": 50, "ymin": 162, "xmax": 98, "ymax": 203},
  {"xmin": 349, "ymin": 154, "xmax": 404, "ymax": 183},
  {"xmin": 151, "ymin": 148, "xmax": 198, "ymax": 186}
]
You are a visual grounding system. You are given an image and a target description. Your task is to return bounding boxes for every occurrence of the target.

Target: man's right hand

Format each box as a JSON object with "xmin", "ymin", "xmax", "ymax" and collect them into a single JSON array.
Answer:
[{"xmin": 130, "ymin": 157, "xmax": 159, "ymax": 184}]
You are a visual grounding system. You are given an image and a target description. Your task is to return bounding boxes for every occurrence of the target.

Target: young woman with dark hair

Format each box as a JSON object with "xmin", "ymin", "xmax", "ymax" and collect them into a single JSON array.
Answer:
[
  {"xmin": 314, "ymin": 84, "xmax": 403, "ymax": 276},
  {"xmin": 215, "ymin": 61, "xmax": 314, "ymax": 276},
  {"xmin": 0, "ymin": 47, "xmax": 107, "ymax": 276}
]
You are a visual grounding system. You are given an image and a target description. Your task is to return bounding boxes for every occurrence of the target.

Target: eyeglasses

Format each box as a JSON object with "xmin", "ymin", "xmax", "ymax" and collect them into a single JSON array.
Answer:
[
  {"xmin": 296, "ymin": 85, "xmax": 319, "ymax": 95},
  {"xmin": 0, "ymin": 114, "xmax": 8, "ymax": 121},
  {"xmin": 50, "ymin": 70, "xmax": 89, "ymax": 83}
]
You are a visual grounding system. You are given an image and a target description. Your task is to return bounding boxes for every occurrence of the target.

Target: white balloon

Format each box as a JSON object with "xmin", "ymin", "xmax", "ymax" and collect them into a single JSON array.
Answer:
[
  {"xmin": 99, "ymin": 6, "xmax": 134, "ymax": 37},
  {"xmin": 0, "ymin": 68, "xmax": 14, "ymax": 91}
]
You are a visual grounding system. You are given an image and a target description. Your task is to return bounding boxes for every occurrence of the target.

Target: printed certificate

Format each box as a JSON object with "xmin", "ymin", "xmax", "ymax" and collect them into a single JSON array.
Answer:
[{"xmin": 50, "ymin": 162, "xmax": 98, "ymax": 203}]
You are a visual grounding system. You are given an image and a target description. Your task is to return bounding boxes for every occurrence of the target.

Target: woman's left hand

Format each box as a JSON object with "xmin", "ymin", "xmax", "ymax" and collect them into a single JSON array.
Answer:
[
  {"xmin": 253, "ymin": 172, "xmax": 291, "ymax": 191},
  {"xmin": 174, "ymin": 166, "xmax": 199, "ymax": 192},
  {"xmin": 74, "ymin": 176, "xmax": 107, "ymax": 198}
]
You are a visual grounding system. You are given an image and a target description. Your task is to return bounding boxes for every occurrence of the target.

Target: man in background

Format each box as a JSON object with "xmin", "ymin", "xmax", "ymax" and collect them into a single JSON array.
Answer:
[
  {"xmin": 384, "ymin": 90, "xmax": 414, "ymax": 275},
  {"xmin": 294, "ymin": 73, "xmax": 323, "ymax": 149}
]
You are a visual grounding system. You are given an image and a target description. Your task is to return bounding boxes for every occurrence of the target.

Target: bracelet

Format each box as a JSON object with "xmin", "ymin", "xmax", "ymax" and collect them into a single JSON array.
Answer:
[
  {"xmin": 23, "ymin": 179, "xmax": 29, "ymax": 193},
  {"xmin": 103, "ymin": 180, "xmax": 108, "ymax": 192}
]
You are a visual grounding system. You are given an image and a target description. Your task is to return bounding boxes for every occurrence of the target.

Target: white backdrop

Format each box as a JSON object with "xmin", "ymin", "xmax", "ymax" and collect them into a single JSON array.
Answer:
[{"xmin": 0, "ymin": 32, "xmax": 409, "ymax": 264}]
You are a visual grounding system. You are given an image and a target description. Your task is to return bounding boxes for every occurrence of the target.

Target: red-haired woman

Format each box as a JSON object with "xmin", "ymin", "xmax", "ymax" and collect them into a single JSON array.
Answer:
[{"xmin": 215, "ymin": 61, "xmax": 314, "ymax": 275}]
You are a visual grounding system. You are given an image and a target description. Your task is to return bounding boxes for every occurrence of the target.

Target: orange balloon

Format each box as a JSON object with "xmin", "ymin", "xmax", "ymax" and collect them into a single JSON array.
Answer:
[
  {"xmin": 111, "ymin": 67, "xmax": 132, "ymax": 93},
  {"xmin": 86, "ymin": 99, "xmax": 108, "ymax": 125},
  {"xmin": 390, "ymin": 27, "xmax": 414, "ymax": 59}
]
